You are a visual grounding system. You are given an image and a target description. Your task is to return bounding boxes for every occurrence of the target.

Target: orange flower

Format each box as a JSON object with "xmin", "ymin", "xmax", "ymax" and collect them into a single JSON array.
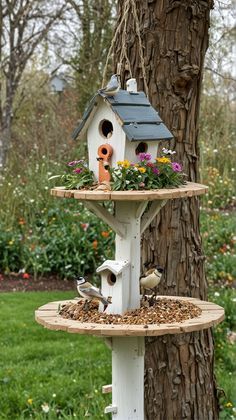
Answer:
[
  {"xmin": 23, "ymin": 273, "xmax": 30, "ymax": 279},
  {"xmin": 18, "ymin": 218, "xmax": 26, "ymax": 225},
  {"xmin": 101, "ymin": 231, "xmax": 109, "ymax": 238},
  {"xmin": 92, "ymin": 240, "xmax": 98, "ymax": 249}
]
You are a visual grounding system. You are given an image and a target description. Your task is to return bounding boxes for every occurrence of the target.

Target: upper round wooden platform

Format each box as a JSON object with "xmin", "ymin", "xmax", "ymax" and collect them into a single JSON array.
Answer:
[
  {"xmin": 50, "ymin": 182, "xmax": 208, "ymax": 201},
  {"xmin": 35, "ymin": 296, "xmax": 224, "ymax": 337}
]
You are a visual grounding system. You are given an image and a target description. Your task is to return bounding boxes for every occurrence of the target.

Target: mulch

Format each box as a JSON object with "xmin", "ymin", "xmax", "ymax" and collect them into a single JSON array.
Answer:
[
  {"xmin": 0, "ymin": 274, "xmax": 75, "ymax": 293},
  {"xmin": 59, "ymin": 298, "xmax": 202, "ymax": 325}
]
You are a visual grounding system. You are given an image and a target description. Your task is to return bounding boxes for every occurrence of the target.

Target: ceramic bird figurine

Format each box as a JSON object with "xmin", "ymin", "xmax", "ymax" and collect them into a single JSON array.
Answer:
[
  {"xmin": 140, "ymin": 266, "xmax": 163, "ymax": 297},
  {"xmin": 76, "ymin": 276, "xmax": 111, "ymax": 311},
  {"xmin": 98, "ymin": 74, "xmax": 120, "ymax": 96}
]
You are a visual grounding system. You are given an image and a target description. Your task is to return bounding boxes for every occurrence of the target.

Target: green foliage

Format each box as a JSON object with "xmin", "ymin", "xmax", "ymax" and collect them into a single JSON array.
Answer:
[
  {"xmin": 207, "ymin": 288, "xmax": 236, "ymax": 419},
  {"xmin": 0, "ymin": 291, "xmax": 111, "ymax": 419},
  {"xmin": 0, "ymin": 156, "xmax": 114, "ymax": 278},
  {"xmin": 201, "ymin": 167, "xmax": 235, "ymax": 210},
  {"xmin": 201, "ymin": 211, "xmax": 236, "ymax": 286},
  {"xmin": 69, "ymin": 0, "xmax": 116, "ymax": 113},
  {"xmin": 59, "ymin": 160, "xmax": 95, "ymax": 189}
]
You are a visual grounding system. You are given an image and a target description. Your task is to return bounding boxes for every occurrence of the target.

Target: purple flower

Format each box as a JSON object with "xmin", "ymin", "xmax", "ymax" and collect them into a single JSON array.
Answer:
[
  {"xmin": 171, "ymin": 162, "xmax": 182, "ymax": 172},
  {"xmin": 138, "ymin": 153, "xmax": 152, "ymax": 162},
  {"xmin": 67, "ymin": 160, "xmax": 83, "ymax": 167},
  {"xmin": 152, "ymin": 167, "xmax": 160, "ymax": 175},
  {"xmin": 73, "ymin": 167, "xmax": 83, "ymax": 174}
]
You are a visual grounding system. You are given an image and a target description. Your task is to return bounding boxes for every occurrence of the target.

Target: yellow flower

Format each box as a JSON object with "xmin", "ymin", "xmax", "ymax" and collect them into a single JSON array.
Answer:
[
  {"xmin": 27, "ymin": 398, "xmax": 33, "ymax": 405},
  {"xmin": 123, "ymin": 159, "xmax": 131, "ymax": 168},
  {"xmin": 138, "ymin": 167, "xmax": 146, "ymax": 173},
  {"xmin": 8, "ymin": 240, "xmax": 14, "ymax": 246},
  {"xmin": 156, "ymin": 157, "xmax": 171, "ymax": 164},
  {"xmin": 225, "ymin": 402, "xmax": 233, "ymax": 408},
  {"xmin": 117, "ymin": 160, "xmax": 130, "ymax": 168}
]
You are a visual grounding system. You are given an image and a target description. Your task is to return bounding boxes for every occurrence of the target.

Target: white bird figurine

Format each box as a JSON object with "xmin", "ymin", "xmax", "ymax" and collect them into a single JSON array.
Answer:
[
  {"xmin": 140, "ymin": 266, "xmax": 163, "ymax": 296},
  {"xmin": 76, "ymin": 276, "xmax": 110, "ymax": 311},
  {"xmin": 98, "ymin": 74, "xmax": 120, "ymax": 96}
]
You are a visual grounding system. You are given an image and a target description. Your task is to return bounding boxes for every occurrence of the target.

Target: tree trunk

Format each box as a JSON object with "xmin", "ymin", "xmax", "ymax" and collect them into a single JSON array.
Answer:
[{"xmin": 113, "ymin": 1, "xmax": 219, "ymax": 419}]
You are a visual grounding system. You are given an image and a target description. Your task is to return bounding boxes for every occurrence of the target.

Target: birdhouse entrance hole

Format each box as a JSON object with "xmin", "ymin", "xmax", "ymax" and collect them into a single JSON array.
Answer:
[
  {"xmin": 135, "ymin": 142, "xmax": 148, "ymax": 155},
  {"xmin": 99, "ymin": 119, "xmax": 113, "ymax": 139},
  {"xmin": 107, "ymin": 273, "xmax": 117, "ymax": 286}
]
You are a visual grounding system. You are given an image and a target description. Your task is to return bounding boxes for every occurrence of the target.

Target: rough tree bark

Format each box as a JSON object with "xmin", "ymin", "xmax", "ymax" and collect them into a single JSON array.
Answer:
[{"xmin": 114, "ymin": 1, "xmax": 218, "ymax": 419}]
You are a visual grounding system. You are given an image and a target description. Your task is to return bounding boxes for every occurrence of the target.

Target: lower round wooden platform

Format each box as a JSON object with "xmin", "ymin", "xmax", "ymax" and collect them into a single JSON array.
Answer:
[{"xmin": 35, "ymin": 296, "xmax": 224, "ymax": 337}]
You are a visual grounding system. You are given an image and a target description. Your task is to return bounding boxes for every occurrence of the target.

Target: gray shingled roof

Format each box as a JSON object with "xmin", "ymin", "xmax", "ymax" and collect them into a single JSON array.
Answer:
[{"xmin": 72, "ymin": 89, "xmax": 173, "ymax": 142}]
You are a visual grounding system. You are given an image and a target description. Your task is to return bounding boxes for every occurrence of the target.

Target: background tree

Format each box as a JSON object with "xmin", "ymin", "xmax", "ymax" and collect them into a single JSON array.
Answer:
[
  {"xmin": 0, "ymin": 0, "xmax": 67, "ymax": 169},
  {"xmin": 67, "ymin": 0, "xmax": 115, "ymax": 114},
  {"xmin": 113, "ymin": 1, "xmax": 218, "ymax": 418}
]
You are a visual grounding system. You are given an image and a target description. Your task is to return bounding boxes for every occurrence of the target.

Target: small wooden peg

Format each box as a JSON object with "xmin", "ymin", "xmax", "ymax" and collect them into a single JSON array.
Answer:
[
  {"xmin": 102, "ymin": 384, "xmax": 112, "ymax": 394},
  {"xmin": 104, "ymin": 404, "xmax": 117, "ymax": 414}
]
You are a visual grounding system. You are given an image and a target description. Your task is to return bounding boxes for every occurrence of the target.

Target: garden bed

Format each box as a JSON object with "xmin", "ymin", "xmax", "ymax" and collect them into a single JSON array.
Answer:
[{"xmin": 0, "ymin": 274, "xmax": 75, "ymax": 292}]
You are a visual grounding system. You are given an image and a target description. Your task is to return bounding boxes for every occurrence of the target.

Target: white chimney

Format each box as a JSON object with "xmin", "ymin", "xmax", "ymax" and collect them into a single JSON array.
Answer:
[{"xmin": 126, "ymin": 78, "xmax": 137, "ymax": 93}]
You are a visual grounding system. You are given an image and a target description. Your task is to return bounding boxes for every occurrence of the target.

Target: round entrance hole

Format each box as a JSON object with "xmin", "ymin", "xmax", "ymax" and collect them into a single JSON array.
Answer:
[
  {"xmin": 99, "ymin": 119, "xmax": 113, "ymax": 139},
  {"xmin": 107, "ymin": 272, "xmax": 116, "ymax": 286},
  {"xmin": 135, "ymin": 142, "xmax": 148, "ymax": 155}
]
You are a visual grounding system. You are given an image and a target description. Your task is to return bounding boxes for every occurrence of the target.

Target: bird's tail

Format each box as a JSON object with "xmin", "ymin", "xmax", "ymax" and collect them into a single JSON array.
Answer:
[{"xmin": 102, "ymin": 296, "xmax": 112, "ymax": 311}]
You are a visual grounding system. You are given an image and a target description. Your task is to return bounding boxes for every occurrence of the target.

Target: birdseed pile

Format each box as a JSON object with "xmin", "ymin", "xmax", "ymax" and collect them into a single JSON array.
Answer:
[{"xmin": 59, "ymin": 298, "xmax": 202, "ymax": 325}]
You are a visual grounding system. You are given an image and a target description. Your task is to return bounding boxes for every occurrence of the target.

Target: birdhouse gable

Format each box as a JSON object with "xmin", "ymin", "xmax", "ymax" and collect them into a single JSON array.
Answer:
[{"xmin": 96, "ymin": 260, "xmax": 130, "ymax": 276}]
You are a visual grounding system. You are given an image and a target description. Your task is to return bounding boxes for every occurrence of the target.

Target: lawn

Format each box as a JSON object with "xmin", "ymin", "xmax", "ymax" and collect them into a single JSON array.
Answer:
[
  {"xmin": 0, "ymin": 288, "xmax": 235, "ymax": 419},
  {"xmin": 0, "ymin": 291, "xmax": 111, "ymax": 419}
]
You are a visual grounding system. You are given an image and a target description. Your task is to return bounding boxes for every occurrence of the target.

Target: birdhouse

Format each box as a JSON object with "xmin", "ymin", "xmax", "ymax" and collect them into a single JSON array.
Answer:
[
  {"xmin": 96, "ymin": 259, "xmax": 130, "ymax": 314},
  {"xmin": 49, "ymin": 73, "xmax": 68, "ymax": 93},
  {"xmin": 72, "ymin": 80, "xmax": 173, "ymax": 182}
]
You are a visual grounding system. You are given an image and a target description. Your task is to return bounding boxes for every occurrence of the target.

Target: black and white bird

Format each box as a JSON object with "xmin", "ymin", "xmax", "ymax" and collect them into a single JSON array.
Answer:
[
  {"xmin": 140, "ymin": 266, "xmax": 163, "ymax": 296},
  {"xmin": 98, "ymin": 74, "xmax": 120, "ymax": 96},
  {"xmin": 76, "ymin": 276, "xmax": 110, "ymax": 311}
]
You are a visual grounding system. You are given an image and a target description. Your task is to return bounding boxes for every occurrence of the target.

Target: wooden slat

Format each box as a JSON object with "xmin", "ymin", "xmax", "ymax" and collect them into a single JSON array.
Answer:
[{"xmin": 50, "ymin": 182, "xmax": 208, "ymax": 202}]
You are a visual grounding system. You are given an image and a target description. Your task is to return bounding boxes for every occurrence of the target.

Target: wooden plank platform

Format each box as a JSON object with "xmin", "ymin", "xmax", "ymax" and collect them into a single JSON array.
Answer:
[
  {"xmin": 35, "ymin": 297, "xmax": 224, "ymax": 337},
  {"xmin": 50, "ymin": 182, "xmax": 208, "ymax": 201}
]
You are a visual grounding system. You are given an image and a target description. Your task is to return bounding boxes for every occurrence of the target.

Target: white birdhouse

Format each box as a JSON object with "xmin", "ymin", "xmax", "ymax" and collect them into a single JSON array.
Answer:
[
  {"xmin": 96, "ymin": 259, "xmax": 130, "ymax": 314},
  {"xmin": 72, "ymin": 79, "xmax": 173, "ymax": 182}
]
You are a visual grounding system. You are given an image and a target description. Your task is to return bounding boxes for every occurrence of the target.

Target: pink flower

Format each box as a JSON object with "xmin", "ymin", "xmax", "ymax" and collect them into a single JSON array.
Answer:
[
  {"xmin": 67, "ymin": 160, "xmax": 83, "ymax": 166},
  {"xmin": 152, "ymin": 167, "xmax": 160, "ymax": 175},
  {"xmin": 73, "ymin": 168, "xmax": 83, "ymax": 174},
  {"xmin": 81, "ymin": 223, "xmax": 89, "ymax": 231},
  {"xmin": 139, "ymin": 182, "xmax": 145, "ymax": 188},
  {"xmin": 138, "ymin": 153, "xmax": 152, "ymax": 161},
  {"xmin": 171, "ymin": 162, "xmax": 182, "ymax": 172}
]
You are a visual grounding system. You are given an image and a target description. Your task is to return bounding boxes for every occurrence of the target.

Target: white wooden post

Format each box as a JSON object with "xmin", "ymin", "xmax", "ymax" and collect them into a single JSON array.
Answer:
[
  {"xmin": 108, "ymin": 336, "xmax": 145, "ymax": 419},
  {"xmin": 115, "ymin": 201, "xmax": 147, "ymax": 310}
]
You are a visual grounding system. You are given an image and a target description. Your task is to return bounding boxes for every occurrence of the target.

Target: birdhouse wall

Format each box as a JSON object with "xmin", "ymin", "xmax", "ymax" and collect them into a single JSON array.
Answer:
[
  {"xmin": 100, "ymin": 268, "xmax": 130, "ymax": 315},
  {"xmin": 87, "ymin": 102, "xmax": 126, "ymax": 180},
  {"xmin": 124, "ymin": 140, "xmax": 159, "ymax": 163}
]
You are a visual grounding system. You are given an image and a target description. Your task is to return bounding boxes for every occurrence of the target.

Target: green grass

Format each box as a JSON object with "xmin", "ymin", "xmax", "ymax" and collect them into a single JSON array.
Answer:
[
  {"xmin": 209, "ymin": 288, "xmax": 236, "ymax": 419},
  {"xmin": 0, "ymin": 291, "xmax": 111, "ymax": 419},
  {"xmin": 0, "ymin": 290, "xmax": 235, "ymax": 419}
]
